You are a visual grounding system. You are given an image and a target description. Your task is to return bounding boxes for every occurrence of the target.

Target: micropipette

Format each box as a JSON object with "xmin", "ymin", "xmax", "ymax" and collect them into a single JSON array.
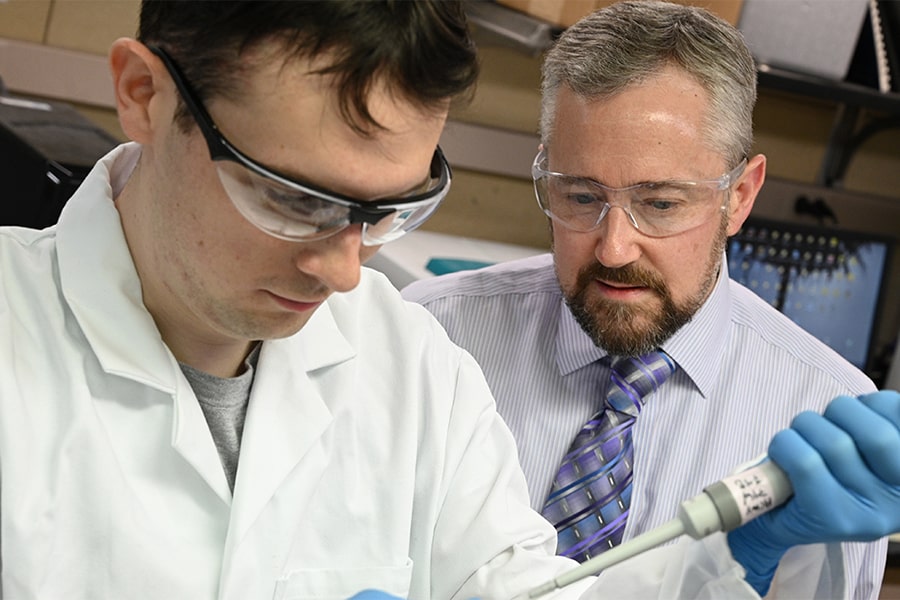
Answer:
[{"xmin": 526, "ymin": 458, "xmax": 794, "ymax": 598}]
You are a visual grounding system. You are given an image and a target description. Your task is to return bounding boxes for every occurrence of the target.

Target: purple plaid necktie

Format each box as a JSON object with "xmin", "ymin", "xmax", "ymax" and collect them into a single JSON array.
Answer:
[{"xmin": 541, "ymin": 350, "xmax": 676, "ymax": 562}]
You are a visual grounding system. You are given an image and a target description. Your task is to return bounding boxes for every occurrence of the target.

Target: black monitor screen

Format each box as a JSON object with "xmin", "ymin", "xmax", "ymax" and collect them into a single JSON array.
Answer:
[{"xmin": 727, "ymin": 217, "xmax": 892, "ymax": 372}]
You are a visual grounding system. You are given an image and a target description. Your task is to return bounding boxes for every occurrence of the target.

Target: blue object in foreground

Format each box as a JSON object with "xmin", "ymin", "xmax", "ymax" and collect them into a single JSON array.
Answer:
[
  {"xmin": 728, "ymin": 391, "xmax": 900, "ymax": 596},
  {"xmin": 346, "ymin": 591, "xmax": 404, "ymax": 600}
]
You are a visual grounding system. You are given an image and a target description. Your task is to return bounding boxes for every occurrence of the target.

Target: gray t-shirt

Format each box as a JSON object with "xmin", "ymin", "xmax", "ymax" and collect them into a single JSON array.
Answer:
[{"xmin": 180, "ymin": 344, "xmax": 261, "ymax": 491}]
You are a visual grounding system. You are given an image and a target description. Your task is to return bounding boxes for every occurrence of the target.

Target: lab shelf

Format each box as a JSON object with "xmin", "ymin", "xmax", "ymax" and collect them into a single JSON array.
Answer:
[
  {"xmin": 757, "ymin": 65, "xmax": 900, "ymax": 115},
  {"xmin": 756, "ymin": 66, "xmax": 900, "ymax": 188}
]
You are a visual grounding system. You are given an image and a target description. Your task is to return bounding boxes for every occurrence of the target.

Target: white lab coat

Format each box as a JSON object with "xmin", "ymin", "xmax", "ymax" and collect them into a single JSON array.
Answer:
[{"xmin": 0, "ymin": 144, "xmax": 762, "ymax": 600}]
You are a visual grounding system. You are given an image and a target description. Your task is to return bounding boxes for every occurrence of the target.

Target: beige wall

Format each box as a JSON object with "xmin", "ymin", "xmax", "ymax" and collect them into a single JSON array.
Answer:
[
  {"xmin": 0, "ymin": 0, "xmax": 138, "ymax": 139},
  {"xmin": 0, "ymin": 0, "xmax": 52, "ymax": 43},
  {"xmin": 0, "ymin": 0, "xmax": 140, "ymax": 49}
]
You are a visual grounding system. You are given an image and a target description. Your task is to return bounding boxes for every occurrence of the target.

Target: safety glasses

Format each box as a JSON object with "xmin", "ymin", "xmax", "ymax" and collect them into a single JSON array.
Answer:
[
  {"xmin": 149, "ymin": 45, "xmax": 451, "ymax": 246},
  {"xmin": 533, "ymin": 148, "xmax": 746, "ymax": 238}
]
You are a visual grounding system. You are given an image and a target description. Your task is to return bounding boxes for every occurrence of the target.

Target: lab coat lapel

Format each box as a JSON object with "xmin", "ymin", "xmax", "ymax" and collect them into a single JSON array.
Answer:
[
  {"xmin": 57, "ymin": 144, "xmax": 176, "ymax": 392},
  {"xmin": 57, "ymin": 147, "xmax": 233, "ymax": 504},
  {"xmin": 227, "ymin": 301, "xmax": 352, "ymax": 545},
  {"xmin": 170, "ymin": 374, "xmax": 234, "ymax": 504}
]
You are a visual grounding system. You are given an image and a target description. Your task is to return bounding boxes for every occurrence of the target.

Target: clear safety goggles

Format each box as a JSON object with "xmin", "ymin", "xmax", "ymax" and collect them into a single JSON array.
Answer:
[
  {"xmin": 150, "ymin": 45, "xmax": 451, "ymax": 246},
  {"xmin": 532, "ymin": 148, "xmax": 746, "ymax": 238}
]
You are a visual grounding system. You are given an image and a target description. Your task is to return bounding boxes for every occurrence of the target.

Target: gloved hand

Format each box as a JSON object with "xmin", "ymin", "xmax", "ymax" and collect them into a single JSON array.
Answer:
[
  {"xmin": 346, "ymin": 591, "xmax": 404, "ymax": 600},
  {"xmin": 727, "ymin": 390, "xmax": 900, "ymax": 596}
]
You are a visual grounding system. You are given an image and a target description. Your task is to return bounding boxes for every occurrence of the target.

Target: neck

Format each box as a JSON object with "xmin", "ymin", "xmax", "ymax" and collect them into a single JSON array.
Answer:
[
  {"xmin": 115, "ymin": 155, "xmax": 256, "ymax": 379},
  {"xmin": 163, "ymin": 326, "xmax": 258, "ymax": 378}
]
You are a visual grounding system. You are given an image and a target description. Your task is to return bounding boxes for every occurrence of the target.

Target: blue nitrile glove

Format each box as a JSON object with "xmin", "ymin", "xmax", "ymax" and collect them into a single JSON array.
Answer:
[
  {"xmin": 728, "ymin": 390, "xmax": 900, "ymax": 596},
  {"xmin": 346, "ymin": 591, "xmax": 404, "ymax": 600}
]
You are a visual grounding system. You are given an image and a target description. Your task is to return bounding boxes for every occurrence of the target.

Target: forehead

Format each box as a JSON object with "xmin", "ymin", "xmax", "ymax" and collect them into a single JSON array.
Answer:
[
  {"xmin": 549, "ymin": 67, "xmax": 723, "ymax": 183},
  {"xmin": 206, "ymin": 46, "xmax": 448, "ymax": 199}
]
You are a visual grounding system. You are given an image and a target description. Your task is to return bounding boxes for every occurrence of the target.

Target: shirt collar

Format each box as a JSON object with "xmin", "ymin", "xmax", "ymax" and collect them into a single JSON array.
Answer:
[
  {"xmin": 662, "ymin": 255, "xmax": 732, "ymax": 398},
  {"xmin": 556, "ymin": 298, "xmax": 607, "ymax": 376},
  {"xmin": 56, "ymin": 143, "xmax": 178, "ymax": 391}
]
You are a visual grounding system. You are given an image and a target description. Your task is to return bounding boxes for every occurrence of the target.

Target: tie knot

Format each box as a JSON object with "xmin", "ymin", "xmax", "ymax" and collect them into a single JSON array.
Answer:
[{"xmin": 607, "ymin": 350, "xmax": 676, "ymax": 416}]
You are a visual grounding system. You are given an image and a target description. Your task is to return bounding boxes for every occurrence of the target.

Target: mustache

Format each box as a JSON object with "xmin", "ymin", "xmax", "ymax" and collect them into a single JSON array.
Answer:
[{"xmin": 576, "ymin": 262, "xmax": 667, "ymax": 295}]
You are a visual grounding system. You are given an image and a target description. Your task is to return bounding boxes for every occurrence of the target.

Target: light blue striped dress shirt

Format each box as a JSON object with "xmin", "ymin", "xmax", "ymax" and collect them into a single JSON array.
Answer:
[{"xmin": 402, "ymin": 252, "xmax": 886, "ymax": 599}]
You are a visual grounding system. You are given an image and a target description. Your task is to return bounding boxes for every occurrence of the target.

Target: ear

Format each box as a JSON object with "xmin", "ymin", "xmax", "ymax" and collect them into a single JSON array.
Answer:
[
  {"xmin": 725, "ymin": 153, "xmax": 766, "ymax": 236},
  {"xmin": 109, "ymin": 38, "xmax": 171, "ymax": 144}
]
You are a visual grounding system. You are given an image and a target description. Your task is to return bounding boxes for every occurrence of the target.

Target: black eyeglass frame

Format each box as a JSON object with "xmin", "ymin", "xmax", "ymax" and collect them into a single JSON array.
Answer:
[{"xmin": 148, "ymin": 45, "xmax": 452, "ymax": 229}]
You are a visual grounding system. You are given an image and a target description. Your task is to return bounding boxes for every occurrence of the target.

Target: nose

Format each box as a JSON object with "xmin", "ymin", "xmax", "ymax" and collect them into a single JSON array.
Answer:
[
  {"xmin": 593, "ymin": 205, "xmax": 642, "ymax": 269},
  {"xmin": 293, "ymin": 224, "xmax": 364, "ymax": 293}
]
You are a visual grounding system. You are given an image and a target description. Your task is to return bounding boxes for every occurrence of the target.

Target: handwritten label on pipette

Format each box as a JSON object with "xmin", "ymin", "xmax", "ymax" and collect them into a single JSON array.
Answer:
[{"xmin": 720, "ymin": 469, "xmax": 777, "ymax": 523}]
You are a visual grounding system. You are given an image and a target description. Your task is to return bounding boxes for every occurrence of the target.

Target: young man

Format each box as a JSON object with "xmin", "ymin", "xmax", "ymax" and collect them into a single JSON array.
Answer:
[
  {"xmin": 1, "ymin": 2, "xmax": 897, "ymax": 599},
  {"xmin": 403, "ymin": 1, "xmax": 892, "ymax": 597}
]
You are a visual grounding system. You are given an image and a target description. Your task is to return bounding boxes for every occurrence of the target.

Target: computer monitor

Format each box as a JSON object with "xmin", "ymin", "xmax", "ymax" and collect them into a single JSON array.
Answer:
[{"xmin": 727, "ymin": 217, "xmax": 893, "ymax": 374}]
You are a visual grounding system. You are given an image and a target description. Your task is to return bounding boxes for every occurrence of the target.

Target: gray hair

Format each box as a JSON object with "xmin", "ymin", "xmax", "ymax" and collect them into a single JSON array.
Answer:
[{"xmin": 540, "ymin": 0, "xmax": 756, "ymax": 166}]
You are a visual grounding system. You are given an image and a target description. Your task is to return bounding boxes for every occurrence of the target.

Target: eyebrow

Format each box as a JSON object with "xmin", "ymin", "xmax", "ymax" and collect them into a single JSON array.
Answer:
[
  {"xmin": 225, "ymin": 126, "xmax": 448, "ymax": 208},
  {"xmin": 256, "ymin": 154, "xmax": 436, "ymax": 203},
  {"xmin": 566, "ymin": 174, "xmax": 708, "ymax": 190},
  {"xmin": 641, "ymin": 180, "xmax": 704, "ymax": 190}
]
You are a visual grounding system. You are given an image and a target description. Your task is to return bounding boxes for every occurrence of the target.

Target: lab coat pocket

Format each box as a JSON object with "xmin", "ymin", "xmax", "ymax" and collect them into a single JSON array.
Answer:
[{"xmin": 272, "ymin": 558, "xmax": 413, "ymax": 600}]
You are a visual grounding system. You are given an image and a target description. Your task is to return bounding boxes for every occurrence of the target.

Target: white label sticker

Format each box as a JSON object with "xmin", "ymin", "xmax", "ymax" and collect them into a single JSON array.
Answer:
[{"xmin": 720, "ymin": 465, "xmax": 779, "ymax": 524}]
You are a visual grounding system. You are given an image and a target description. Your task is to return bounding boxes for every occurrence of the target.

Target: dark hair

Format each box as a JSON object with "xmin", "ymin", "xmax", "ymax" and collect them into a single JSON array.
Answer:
[{"xmin": 138, "ymin": 0, "xmax": 479, "ymax": 134}]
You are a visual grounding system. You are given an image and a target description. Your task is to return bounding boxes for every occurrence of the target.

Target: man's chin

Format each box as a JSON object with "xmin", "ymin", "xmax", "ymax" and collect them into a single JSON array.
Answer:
[
  {"xmin": 595, "ymin": 324, "xmax": 660, "ymax": 356},
  {"xmin": 238, "ymin": 310, "xmax": 318, "ymax": 341},
  {"xmin": 577, "ymin": 301, "xmax": 664, "ymax": 353},
  {"xmin": 595, "ymin": 296, "xmax": 658, "ymax": 325}
]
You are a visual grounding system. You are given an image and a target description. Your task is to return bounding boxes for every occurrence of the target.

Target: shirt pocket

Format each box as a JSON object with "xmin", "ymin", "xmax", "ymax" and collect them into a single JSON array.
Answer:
[{"xmin": 272, "ymin": 559, "xmax": 414, "ymax": 600}]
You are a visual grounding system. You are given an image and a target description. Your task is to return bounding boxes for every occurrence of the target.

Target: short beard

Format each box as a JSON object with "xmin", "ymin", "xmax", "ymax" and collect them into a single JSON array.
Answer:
[
  {"xmin": 559, "ymin": 215, "xmax": 728, "ymax": 357},
  {"xmin": 563, "ymin": 262, "xmax": 695, "ymax": 356}
]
